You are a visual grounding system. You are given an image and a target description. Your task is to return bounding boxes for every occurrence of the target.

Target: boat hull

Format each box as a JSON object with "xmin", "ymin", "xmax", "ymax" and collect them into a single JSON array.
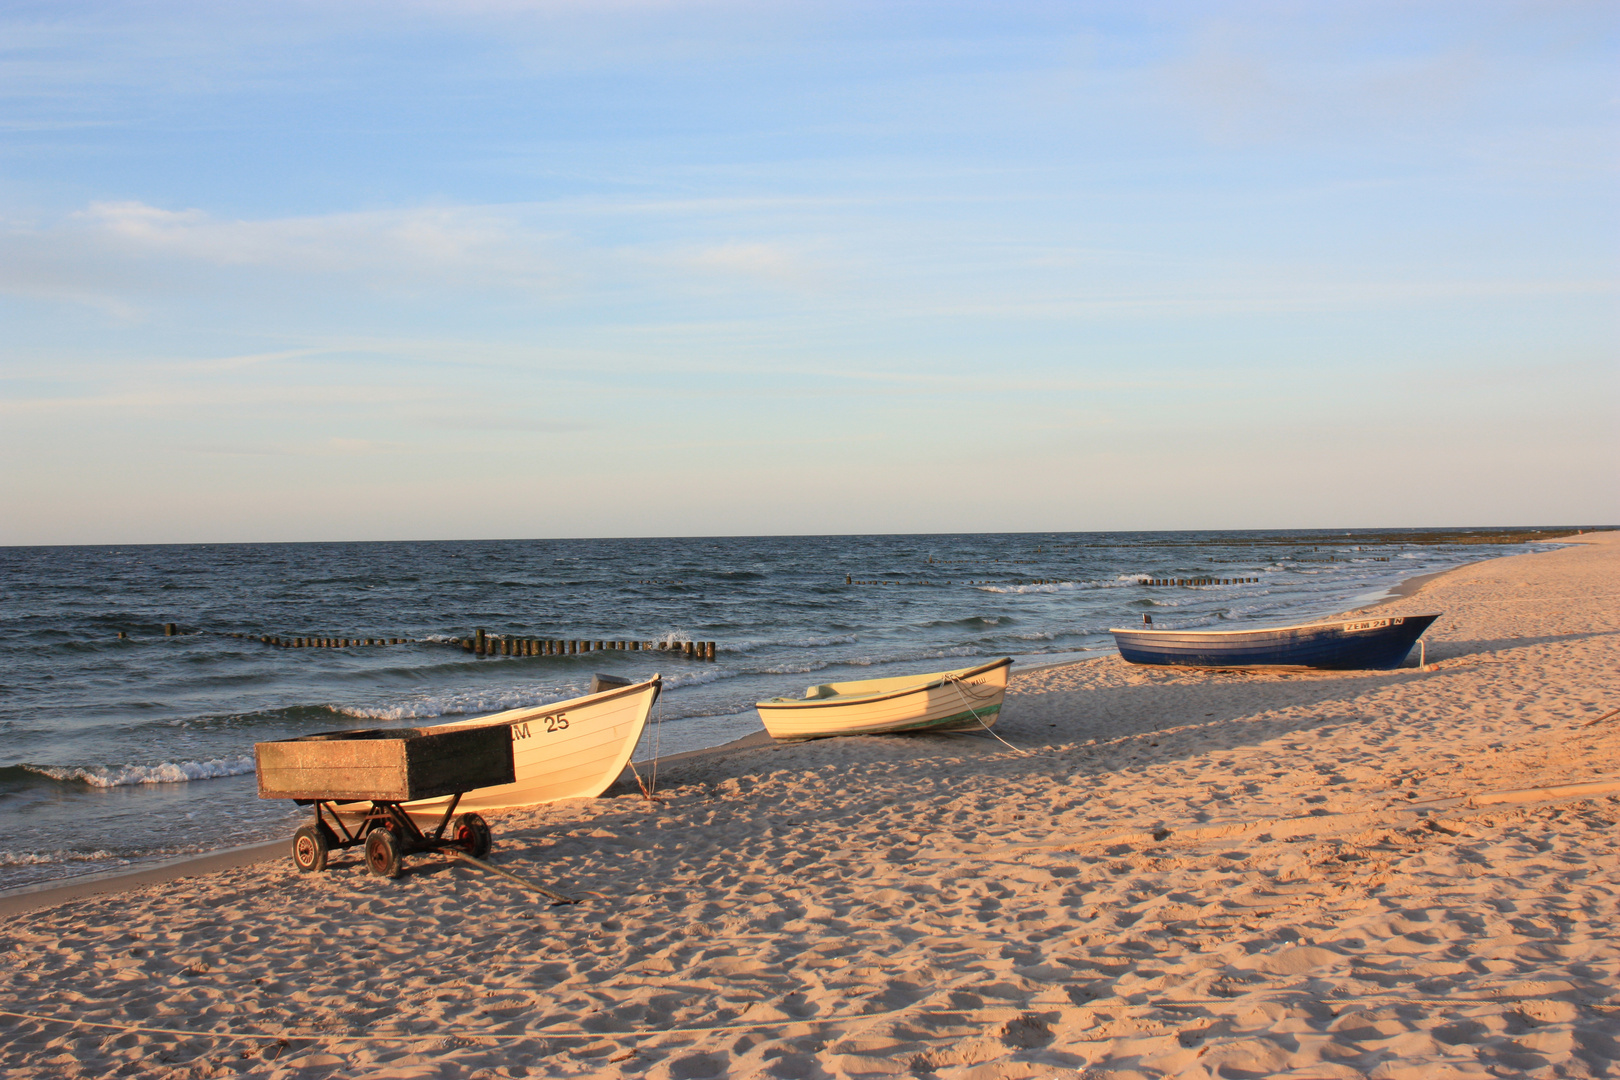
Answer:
[
  {"xmin": 342, "ymin": 677, "xmax": 660, "ymax": 820},
  {"xmin": 756, "ymin": 658, "xmax": 1012, "ymax": 740},
  {"xmin": 1109, "ymin": 614, "xmax": 1440, "ymax": 670}
]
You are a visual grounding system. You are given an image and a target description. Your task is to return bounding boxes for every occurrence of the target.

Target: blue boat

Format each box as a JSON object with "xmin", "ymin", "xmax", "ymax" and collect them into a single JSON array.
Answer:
[{"xmin": 1109, "ymin": 613, "xmax": 1441, "ymax": 670}]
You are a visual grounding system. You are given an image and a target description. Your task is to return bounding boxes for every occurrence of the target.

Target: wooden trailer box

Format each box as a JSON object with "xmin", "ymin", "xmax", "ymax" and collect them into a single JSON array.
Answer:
[{"xmin": 255, "ymin": 724, "xmax": 516, "ymax": 802}]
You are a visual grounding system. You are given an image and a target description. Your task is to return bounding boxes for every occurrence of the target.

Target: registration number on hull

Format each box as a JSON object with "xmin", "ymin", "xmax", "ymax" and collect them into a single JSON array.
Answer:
[
  {"xmin": 511, "ymin": 715, "xmax": 569, "ymax": 741},
  {"xmin": 1343, "ymin": 617, "xmax": 1403, "ymax": 633}
]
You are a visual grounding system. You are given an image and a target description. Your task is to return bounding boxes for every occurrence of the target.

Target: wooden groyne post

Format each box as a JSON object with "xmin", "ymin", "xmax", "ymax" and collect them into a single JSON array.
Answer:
[{"xmin": 203, "ymin": 629, "xmax": 723, "ymax": 661}]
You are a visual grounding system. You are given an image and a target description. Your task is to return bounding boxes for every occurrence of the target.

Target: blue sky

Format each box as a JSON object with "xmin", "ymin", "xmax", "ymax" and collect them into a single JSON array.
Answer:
[{"xmin": 2, "ymin": 1, "xmax": 1615, "ymax": 544}]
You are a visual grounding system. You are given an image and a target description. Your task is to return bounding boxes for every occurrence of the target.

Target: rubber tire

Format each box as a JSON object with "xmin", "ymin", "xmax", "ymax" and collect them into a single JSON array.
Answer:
[
  {"xmin": 292, "ymin": 824, "xmax": 329, "ymax": 873},
  {"xmin": 365, "ymin": 826, "xmax": 403, "ymax": 878},
  {"xmin": 454, "ymin": 813, "xmax": 493, "ymax": 859}
]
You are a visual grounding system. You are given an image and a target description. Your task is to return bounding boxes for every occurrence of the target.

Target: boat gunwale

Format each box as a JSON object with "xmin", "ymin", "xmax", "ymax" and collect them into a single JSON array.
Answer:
[
  {"xmin": 439, "ymin": 675, "xmax": 662, "ymax": 728},
  {"xmin": 1107, "ymin": 614, "xmax": 1441, "ymax": 639},
  {"xmin": 755, "ymin": 657, "xmax": 1013, "ymax": 711}
]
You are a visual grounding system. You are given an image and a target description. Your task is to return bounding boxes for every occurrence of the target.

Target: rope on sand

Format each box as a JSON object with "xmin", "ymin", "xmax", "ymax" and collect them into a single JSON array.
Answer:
[
  {"xmin": 1580, "ymin": 707, "xmax": 1620, "ymax": 728},
  {"xmin": 1, "ymin": 984, "xmax": 1612, "ymax": 1048},
  {"xmin": 445, "ymin": 850, "xmax": 575, "ymax": 905},
  {"xmin": 0, "ymin": 1003, "xmax": 912, "ymax": 1044}
]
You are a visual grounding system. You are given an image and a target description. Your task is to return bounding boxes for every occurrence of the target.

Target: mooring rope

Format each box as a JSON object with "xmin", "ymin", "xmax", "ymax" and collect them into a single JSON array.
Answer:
[
  {"xmin": 944, "ymin": 674, "xmax": 1031, "ymax": 756},
  {"xmin": 651, "ymin": 678, "xmax": 665, "ymax": 796},
  {"xmin": 625, "ymin": 676, "xmax": 665, "ymax": 801},
  {"xmin": 445, "ymin": 850, "xmax": 575, "ymax": 905},
  {"xmin": 0, "ymin": 980, "xmax": 1610, "ymax": 1048}
]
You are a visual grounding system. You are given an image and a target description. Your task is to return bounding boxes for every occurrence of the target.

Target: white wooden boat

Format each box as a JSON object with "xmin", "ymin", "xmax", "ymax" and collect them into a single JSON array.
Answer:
[
  {"xmin": 368, "ymin": 675, "xmax": 660, "ymax": 820},
  {"xmin": 756, "ymin": 657, "xmax": 1013, "ymax": 740}
]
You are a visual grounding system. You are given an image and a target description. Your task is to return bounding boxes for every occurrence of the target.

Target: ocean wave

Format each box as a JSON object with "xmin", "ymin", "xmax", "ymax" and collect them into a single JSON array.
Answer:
[
  {"xmin": 721, "ymin": 634, "xmax": 857, "ymax": 654},
  {"xmin": 979, "ymin": 578, "xmax": 1149, "ymax": 595},
  {"xmin": 751, "ymin": 660, "xmax": 832, "ymax": 676},
  {"xmin": 839, "ymin": 644, "xmax": 984, "ymax": 668},
  {"xmin": 336, "ymin": 686, "xmax": 578, "ymax": 721},
  {"xmin": 975, "ymin": 582, "xmax": 1073, "ymax": 595},
  {"xmin": 0, "ymin": 849, "xmax": 121, "ymax": 867},
  {"xmin": 27, "ymin": 756, "xmax": 257, "ymax": 788},
  {"xmin": 659, "ymin": 668, "xmax": 741, "ymax": 690}
]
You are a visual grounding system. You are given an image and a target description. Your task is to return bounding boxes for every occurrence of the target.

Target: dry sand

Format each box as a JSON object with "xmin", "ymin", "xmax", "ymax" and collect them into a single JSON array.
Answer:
[{"xmin": 2, "ymin": 533, "xmax": 1617, "ymax": 1079}]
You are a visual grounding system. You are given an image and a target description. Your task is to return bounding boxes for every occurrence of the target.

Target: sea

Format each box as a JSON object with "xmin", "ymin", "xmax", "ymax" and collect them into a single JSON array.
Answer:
[{"xmin": 0, "ymin": 528, "xmax": 1573, "ymax": 893}]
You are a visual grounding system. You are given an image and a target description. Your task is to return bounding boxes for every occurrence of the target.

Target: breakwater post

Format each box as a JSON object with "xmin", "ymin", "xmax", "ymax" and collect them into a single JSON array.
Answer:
[
  {"xmin": 199, "ymin": 629, "xmax": 724, "ymax": 661},
  {"xmin": 435, "ymin": 637, "xmax": 720, "ymax": 660}
]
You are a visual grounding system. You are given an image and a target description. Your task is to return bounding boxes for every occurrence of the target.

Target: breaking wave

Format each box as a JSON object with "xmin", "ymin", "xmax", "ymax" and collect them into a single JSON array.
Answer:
[
  {"xmin": 0, "ymin": 849, "xmax": 120, "ymax": 867},
  {"xmin": 27, "ymin": 757, "xmax": 257, "ymax": 788}
]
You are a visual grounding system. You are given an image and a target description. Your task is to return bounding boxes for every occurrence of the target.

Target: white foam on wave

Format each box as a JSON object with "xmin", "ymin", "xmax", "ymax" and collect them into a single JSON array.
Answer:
[
  {"xmin": 1081, "ymin": 577, "xmax": 1147, "ymax": 589},
  {"xmin": 753, "ymin": 660, "xmax": 831, "ymax": 676},
  {"xmin": 975, "ymin": 582, "xmax": 1071, "ymax": 595},
  {"xmin": 0, "ymin": 849, "xmax": 120, "ymax": 867},
  {"xmin": 979, "ymin": 578, "xmax": 1146, "ymax": 595},
  {"xmin": 30, "ymin": 756, "xmax": 257, "ymax": 788}
]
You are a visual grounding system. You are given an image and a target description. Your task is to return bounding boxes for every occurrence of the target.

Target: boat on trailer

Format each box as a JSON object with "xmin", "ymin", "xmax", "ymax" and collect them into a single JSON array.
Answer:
[
  {"xmin": 1109, "ymin": 614, "xmax": 1440, "ymax": 670},
  {"xmin": 756, "ymin": 657, "xmax": 1013, "ymax": 740},
  {"xmin": 346, "ymin": 674, "xmax": 661, "ymax": 820}
]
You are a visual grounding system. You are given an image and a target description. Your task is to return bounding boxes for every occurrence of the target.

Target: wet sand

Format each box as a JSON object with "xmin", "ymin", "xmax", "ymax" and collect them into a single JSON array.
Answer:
[{"xmin": 1, "ymin": 531, "xmax": 1616, "ymax": 1079}]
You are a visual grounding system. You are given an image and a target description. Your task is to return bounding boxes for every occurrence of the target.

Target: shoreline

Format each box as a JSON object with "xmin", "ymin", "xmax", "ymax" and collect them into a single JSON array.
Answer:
[
  {"xmin": 0, "ymin": 840, "xmax": 286, "ymax": 918},
  {"xmin": 0, "ymin": 541, "xmax": 1561, "ymax": 918}
]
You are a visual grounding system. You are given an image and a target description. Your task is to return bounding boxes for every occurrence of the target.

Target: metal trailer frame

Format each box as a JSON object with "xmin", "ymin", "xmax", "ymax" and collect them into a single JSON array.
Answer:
[{"xmin": 292, "ymin": 792, "xmax": 493, "ymax": 878}]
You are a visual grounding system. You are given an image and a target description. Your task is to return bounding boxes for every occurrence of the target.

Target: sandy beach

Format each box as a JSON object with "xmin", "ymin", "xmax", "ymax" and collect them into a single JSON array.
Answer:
[{"xmin": 2, "ymin": 533, "xmax": 1616, "ymax": 1079}]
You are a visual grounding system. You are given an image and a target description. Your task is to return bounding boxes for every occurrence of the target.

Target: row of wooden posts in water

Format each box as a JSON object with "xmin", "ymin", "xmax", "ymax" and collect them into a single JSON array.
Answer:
[
  {"xmin": 1138, "ymin": 577, "xmax": 1259, "ymax": 587},
  {"xmin": 227, "ymin": 633, "xmax": 411, "ymax": 647},
  {"xmin": 457, "ymin": 630, "xmax": 717, "ymax": 660},
  {"xmin": 202, "ymin": 630, "xmax": 719, "ymax": 660},
  {"xmin": 114, "ymin": 623, "xmax": 189, "ymax": 639}
]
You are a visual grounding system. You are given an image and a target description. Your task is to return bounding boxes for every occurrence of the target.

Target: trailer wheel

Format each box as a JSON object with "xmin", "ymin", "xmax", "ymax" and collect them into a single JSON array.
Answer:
[
  {"xmin": 365, "ymin": 827, "xmax": 403, "ymax": 878},
  {"xmin": 292, "ymin": 825, "xmax": 330, "ymax": 873},
  {"xmin": 454, "ymin": 813, "xmax": 493, "ymax": 859}
]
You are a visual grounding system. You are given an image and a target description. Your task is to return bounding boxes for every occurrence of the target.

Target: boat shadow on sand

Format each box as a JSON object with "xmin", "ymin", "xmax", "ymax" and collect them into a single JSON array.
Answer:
[
  {"xmin": 1424, "ymin": 628, "xmax": 1615, "ymax": 662},
  {"xmin": 416, "ymin": 639, "xmax": 1610, "ymax": 878}
]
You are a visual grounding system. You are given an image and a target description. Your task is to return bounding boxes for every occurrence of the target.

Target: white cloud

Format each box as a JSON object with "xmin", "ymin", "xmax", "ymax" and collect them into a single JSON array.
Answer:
[
  {"xmin": 0, "ymin": 198, "xmax": 855, "ymax": 316},
  {"xmin": 72, "ymin": 200, "xmax": 546, "ymax": 276}
]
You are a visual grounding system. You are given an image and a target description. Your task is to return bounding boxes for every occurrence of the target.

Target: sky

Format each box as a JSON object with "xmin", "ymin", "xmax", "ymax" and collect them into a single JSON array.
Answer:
[{"xmin": 1, "ymin": 0, "xmax": 1615, "ymax": 545}]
